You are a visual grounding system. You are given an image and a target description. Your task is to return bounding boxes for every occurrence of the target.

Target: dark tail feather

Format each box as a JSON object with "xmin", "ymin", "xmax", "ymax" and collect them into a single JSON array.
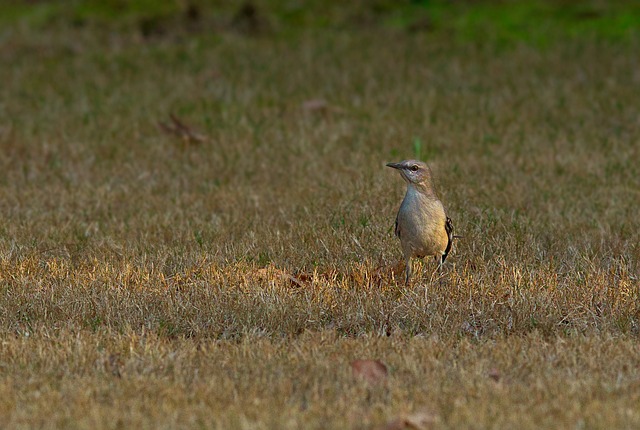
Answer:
[{"xmin": 442, "ymin": 217, "xmax": 455, "ymax": 263}]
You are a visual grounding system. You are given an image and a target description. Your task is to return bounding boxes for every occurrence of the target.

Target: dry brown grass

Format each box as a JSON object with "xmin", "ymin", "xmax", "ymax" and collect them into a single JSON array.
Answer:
[
  {"xmin": 1, "ymin": 9, "xmax": 640, "ymax": 428},
  {"xmin": 2, "ymin": 330, "xmax": 640, "ymax": 429}
]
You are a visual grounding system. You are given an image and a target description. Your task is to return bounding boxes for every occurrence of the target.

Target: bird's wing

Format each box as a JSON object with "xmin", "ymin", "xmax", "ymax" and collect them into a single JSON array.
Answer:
[
  {"xmin": 394, "ymin": 213, "xmax": 401, "ymax": 238},
  {"xmin": 442, "ymin": 216, "xmax": 454, "ymax": 263}
]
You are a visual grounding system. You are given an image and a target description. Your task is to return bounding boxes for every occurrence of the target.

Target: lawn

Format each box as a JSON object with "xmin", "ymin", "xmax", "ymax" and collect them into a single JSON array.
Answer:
[{"xmin": 1, "ymin": 1, "xmax": 639, "ymax": 428}]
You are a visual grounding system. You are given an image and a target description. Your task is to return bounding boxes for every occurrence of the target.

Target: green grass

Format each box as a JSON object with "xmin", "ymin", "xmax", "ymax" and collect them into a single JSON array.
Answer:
[
  {"xmin": 1, "ymin": 1, "xmax": 640, "ymax": 428},
  {"xmin": 2, "ymin": 0, "xmax": 639, "ymax": 44}
]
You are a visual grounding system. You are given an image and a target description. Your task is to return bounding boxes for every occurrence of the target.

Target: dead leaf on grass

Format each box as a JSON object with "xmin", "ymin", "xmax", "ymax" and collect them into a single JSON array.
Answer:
[
  {"xmin": 301, "ymin": 99, "xmax": 345, "ymax": 116},
  {"xmin": 158, "ymin": 113, "xmax": 208, "ymax": 145},
  {"xmin": 295, "ymin": 272, "xmax": 313, "ymax": 285},
  {"xmin": 381, "ymin": 410, "xmax": 438, "ymax": 430},
  {"xmin": 488, "ymin": 367, "xmax": 501, "ymax": 382},
  {"xmin": 302, "ymin": 99, "xmax": 329, "ymax": 112},
  {"xmin": 372, "ymin": 260, "xmax": 406, "ymax": 283},
  {"xmin": 253, "ymin": 265, "xmax": 308, "ymax": 288},
  {"xmin": 350, "ymin": 359, "xmax": 388, "ymax": 384}
]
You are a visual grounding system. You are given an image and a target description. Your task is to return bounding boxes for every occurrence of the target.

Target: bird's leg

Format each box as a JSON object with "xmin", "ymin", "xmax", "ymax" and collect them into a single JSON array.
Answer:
[
  {"xmin": 404, "ymin": 258, "xmax": 412, "ymax": 285},
  {"xmin": 435, "ymin": 256, "xmax": 444, "ymax": 287}
]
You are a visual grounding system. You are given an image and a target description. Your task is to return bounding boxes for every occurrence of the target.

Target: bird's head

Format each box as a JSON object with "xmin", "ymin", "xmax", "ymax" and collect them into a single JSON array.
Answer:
[{"xmin": 386, "ymin": 159, "xmax": 433, "ymax": 186}]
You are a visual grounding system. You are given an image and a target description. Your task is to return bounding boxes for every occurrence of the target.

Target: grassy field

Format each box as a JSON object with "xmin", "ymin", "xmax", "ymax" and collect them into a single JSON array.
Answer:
[{"xmin": 1, "ymin": 1, "xmax": 640, "ymax": 428}]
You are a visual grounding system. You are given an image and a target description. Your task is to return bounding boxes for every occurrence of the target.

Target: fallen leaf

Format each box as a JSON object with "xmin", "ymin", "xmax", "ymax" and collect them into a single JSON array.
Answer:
[
  {"xmin": 158, "ymin": 113, "xmax": 208, "ymax": 145},
  {"xmin": 350, "ymin": 359, "xmax": 388, "ymax": 384},
  {"xmin": 488, "ymin": 367, "xmax": 501, "ymax": 382},
  {"xmin": 382, "ymin": 410, "xmax": 438, "ymax": 430},
  {"xmin": 301, "ymin": 99, "xmax": 345, "ymax": 116},
  {"xmin": 253, "ymin": 266, "xmax": 308, "ymax": 288},
  {"xmin": 302, "ymin": 99, "xmax": 328, "ymax": 112}
]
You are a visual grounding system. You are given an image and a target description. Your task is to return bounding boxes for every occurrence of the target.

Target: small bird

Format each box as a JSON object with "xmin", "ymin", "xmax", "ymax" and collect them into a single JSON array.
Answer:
[{"xmin": 387, "ymin": 159, "xmax": 456, "ymax": 284}]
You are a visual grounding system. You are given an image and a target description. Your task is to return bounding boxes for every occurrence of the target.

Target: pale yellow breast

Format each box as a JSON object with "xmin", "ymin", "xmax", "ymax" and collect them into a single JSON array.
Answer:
[{"xmin": 397, "ymin": 186, "xmax": 448, "ymax": 258}]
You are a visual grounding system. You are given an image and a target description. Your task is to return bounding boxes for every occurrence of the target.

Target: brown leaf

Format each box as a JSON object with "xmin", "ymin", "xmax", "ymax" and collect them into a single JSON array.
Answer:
[
  {"xmin": 296, "ymin": 272, "xmax": 313, "ymax": 284},
  {"xmin": 301, "ymin": 99, "xmax": 345, "ymax": 116},
  {"xmin": 302, "ymin": 99, "xmax": 328, "ymax": 112},
  {"xmin": 382, "ymin": 410, "xmax": 438, "ymax": 430},
  {"xmin": 488, "ymin": 367, "xmax": 501, "ymax": 382},
  {"xmin": 286, "ymin": 274, "xmax": 307, "ymax": 288},
  {"xmin": 350, "ymin": 359, "xmax": 388, "ymax": 384},
  {"xmin": 271, "ymin": 268, "xmax": 306, "ymax": 288},
  {"xmin": 158, "ymin": 113, "xmax": 208, "ymax": 145},
  {"xmin": 253, "ymin": 266, "xmax": 308, "ymax": 288}
]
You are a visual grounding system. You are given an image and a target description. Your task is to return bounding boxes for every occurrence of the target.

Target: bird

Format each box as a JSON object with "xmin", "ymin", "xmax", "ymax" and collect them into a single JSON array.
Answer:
[{"xmin": 386, "ymin": 159, "xmax": 456, "ymax": 284}]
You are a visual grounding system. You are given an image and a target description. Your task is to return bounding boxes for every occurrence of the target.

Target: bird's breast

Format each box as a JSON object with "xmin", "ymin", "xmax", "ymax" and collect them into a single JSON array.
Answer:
[{"xmin": 397, "ymin": 188, "xmax": 448, "ymax": 257}]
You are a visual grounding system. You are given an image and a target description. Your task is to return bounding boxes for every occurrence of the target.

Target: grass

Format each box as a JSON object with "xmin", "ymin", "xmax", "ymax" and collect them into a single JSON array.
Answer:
[
  {"xmin": 4, "ymin": 0, "xmax": 640, "ymax": 43},
  {"xmin": 3, "ymin": 332, "xmax": 640, "ymax": 428},
  {"xmin": 1, "ymin": 1, "xmax": 640, "ymax": 428}
]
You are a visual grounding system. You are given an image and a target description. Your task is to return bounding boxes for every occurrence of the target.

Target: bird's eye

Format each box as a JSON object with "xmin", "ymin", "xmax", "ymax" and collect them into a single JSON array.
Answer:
[{"xmin": 410, "ymin": 165, "xmax": 419, "ymax": 172}]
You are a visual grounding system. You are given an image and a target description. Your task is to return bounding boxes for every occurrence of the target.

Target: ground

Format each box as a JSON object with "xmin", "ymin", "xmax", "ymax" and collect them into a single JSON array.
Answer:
[{"xmin": 1, "ymin": 1, "xmax": 639, "ymax": 428}]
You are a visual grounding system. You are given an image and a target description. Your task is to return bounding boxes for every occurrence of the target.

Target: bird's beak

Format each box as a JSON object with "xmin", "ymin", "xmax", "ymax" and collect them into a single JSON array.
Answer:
[{"xmin": 386, "ymin": 162, "xmax": 402, "ymax": 170}]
